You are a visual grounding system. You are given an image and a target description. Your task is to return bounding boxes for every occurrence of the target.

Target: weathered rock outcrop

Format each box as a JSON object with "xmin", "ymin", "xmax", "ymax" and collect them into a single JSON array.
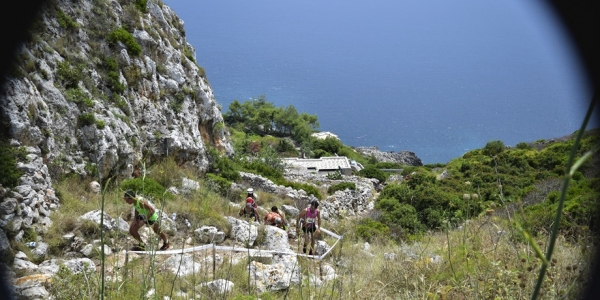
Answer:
[
  {"xmin": 0, "ymin": 0, "xmax": 233, "ymax": 180},
  {"xmin": 0, "ymin": 0, "xmax": 232, "ymax": 249},
  {"xmin": 355, "ymin": 146, "xmax": 423, "ymax": 166},
  {"xmin": 238, "ymin": 172, "xmax": 377, "ymax": 221}
]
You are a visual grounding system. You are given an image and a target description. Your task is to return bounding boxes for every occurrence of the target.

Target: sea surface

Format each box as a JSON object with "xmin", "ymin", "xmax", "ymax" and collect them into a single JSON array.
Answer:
[{"xmin": 164, "ymin": 0, "xmax": 596, "ymax": 164}]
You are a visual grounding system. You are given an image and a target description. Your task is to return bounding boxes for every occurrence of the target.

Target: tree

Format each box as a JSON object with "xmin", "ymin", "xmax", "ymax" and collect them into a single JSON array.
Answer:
[{"xmin": 483, "ymin": 140, "xmax": 505, "ymax": 156}]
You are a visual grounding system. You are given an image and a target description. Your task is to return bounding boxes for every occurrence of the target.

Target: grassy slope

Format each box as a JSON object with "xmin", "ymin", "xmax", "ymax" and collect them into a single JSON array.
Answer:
[{"xmin": 35, "ymin": 130, "xmax": 598, "ymax": 299}]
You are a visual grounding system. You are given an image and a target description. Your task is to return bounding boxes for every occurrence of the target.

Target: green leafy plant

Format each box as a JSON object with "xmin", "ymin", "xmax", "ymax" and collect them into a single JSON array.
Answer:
[
  {"xmin": 357, "ymin": 165, "xmax": 387, "ymax": 182},
  {"xmin": 134, "ymin": 0, "xmax": 148, "ymax": 13},
  {"xmin": 120, "ymin": 177, "xmax": 172, "ymax": 200},
  {"xmin": 327, "ymin": 182, "xmax": 356, "ymax": 194},
  {"xmin": 57, "ymin": 60, "xmax": 82, "ymax": 89},
  {"xmin": 108, "ymin": 28, "xmax": 142, "ymax": 56},
  {"xmin": 206, "ymin": 173, "xmax": 232, "ymax": 196},
  {"xmin": 0, "ymin": 144, "xmax": 26, "ymax": 188},
  {"xmin": 356, "ymin": 218, "xmax": 390, "ymax": 242},
  {"xmin": 78, "ymin": 112, "xmax": 96, "ymax": 127},
  {"xmin": 56, "ymin": 10, "xmax": 78, "ymax": 30}
]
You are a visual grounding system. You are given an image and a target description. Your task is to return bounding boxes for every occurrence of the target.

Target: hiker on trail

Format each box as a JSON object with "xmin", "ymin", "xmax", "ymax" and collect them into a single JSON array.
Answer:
[
  {"xmin": 296, "ymin": 200, "xmax": 321, "ymax": 255},
  {"xmin": 264, "ymin": 206, "xmax": 286, "ymax": 229},
  {"xmin": 239, "ymin": 188, "xmax": 260, "ymax": 222},
  {"xmin": 123, "ymin": 190, "xmax": 170, "ymax": 251}
]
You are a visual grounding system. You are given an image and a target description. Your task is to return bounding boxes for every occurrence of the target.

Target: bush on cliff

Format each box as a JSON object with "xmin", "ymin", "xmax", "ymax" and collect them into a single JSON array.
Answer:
[
  {"xmin": 327, "ymin": 182, "xmax": 356, "ymax": 194},
  {"xmin": 0, "ymin": 143, "xmax": 26, "ymax": 188},
  {"xmin": 120, "ymin": 177, "xmax": 172, "ymax": 201}
]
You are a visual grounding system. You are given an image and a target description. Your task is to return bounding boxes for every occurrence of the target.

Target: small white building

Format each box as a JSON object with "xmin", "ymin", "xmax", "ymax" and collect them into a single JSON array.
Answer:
[
  {"xmin": 283, "ymin": 156, "xmax": 363, "ymax": 175},
  {"xmin": 311, "ymin": 131, "xmax": 339, "ymax": 140}
]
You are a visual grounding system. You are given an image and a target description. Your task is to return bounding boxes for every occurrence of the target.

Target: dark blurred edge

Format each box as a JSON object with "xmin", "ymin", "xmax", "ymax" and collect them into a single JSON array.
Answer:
[
  {"xmin": 0, "ymin": 0, "xmax": 598, "ymax": 299},
  {"xmin": 547, "ymin": 2, "xmax": 600, "ymax": 299},
  {"xmin": 0, "ymin": 2, "xmax": 48, "ymax": 299}
]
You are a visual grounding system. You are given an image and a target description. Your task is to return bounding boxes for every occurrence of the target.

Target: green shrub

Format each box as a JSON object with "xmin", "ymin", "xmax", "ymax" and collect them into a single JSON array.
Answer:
[
  {"xmin": 207, "ymin": 147, "xmax": 241, "ymax": 182},
  {"xmin": 376, "ymin": 197, "xmax": 424, "ymax": 235},
  {"xmin": 135, "ymin": 0, "xmax": 148, "ymax": 13},
  {"xmin": 108, "ymin": 28, "xmax": 142, "ymax": 56},
  {"xmin": 372, "ymin": 162, "xmax": 402, "ymax": 169},
  {"xmin": 206, "ymin": 173, "xmax": 232, "ymax": 196},
  {"xmin": 358, "ymin": 165, "xmax": 387, "ymax": 182},
  {"xmin": 0, "ymin": 143, "xmax": 26, "ymax": 188},
  {"xmin": 183, "ymin": 46, "xmax": 195, "ymax": 63},
  {"xmin": 57, "ymin": 60, "xmax": 82, "ymax": 89},
  {"xmin": 120, "ymin": 177, "xmax": 172, "ymax": 201},
  {"xmin": 56, "ymin": 10, "xmax": 78, "ymax": 30},
  {"xmin": 65, "ymin": 88, "xmax": 93, "ymax": 107},
  {"xmin": 516, "ymin": 142, "xmax": 531, "ymax": 150},
  {"xmin": 356, "ymin": 218, "xmax": 390, "ymax": 242},
  {"xmin": 107, "ymin": 71, "xmax": 125, "ymax": 93},
  {"xmin": 279, "ymin": 180, "xmax": 322, "ymax": 199},
  {"xmin": 95, "ymin": 119, "xmax": 106, "ymax": 129},
  {"xmin": 78, "ymin": 113, "xmax": 96, "ymax": 127},
  {"xmin": 276, "ymin": 138, "xmax": 296, "ymax": 154},
  {"xmin": 326, "ymin": 171, "xmax": 342, "ymax": 180},
  {"xmin": 405, "ymin": 172, "xmax": 436, "ymax": 189},
  {"xmin": 327, "ymin": 182, "xmax": 356, "ymax": 194},
  {"xmin": 483, "ymin": 140, "xmax": 505, "ymax": 156}
]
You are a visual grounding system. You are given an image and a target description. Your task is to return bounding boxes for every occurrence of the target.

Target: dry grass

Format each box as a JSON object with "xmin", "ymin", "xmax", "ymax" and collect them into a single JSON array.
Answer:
[{"xmin": 40, "ymin": 173, "xmax": 595, "ymax": 300}]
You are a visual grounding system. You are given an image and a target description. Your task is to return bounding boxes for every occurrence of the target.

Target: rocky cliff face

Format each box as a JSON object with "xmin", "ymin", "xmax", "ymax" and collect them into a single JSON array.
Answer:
[{"xmin": 0, "ymin": 0, "xmax": 233, "ymax": 181}]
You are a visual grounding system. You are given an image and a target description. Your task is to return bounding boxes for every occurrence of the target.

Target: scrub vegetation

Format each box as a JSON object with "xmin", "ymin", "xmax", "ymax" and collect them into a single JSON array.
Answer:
[{"xmin": 31, "ymin": 97, "xmax": 598, "ymax": 299}]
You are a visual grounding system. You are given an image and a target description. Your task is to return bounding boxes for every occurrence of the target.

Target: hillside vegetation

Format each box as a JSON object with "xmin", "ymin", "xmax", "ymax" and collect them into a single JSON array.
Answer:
[
  {"xmin": 27, "ymin": 97, "xmax": 596, "ymax": 299},
  {"xmin": 0, "ymin": 0, "xmax": 597, "ymax": 297}
]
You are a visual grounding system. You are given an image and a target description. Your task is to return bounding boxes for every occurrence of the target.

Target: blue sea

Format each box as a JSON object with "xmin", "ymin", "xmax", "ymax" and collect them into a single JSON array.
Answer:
[{"xmin": 164, "ymin": 0, "xmax": 595, "ymax": 164}]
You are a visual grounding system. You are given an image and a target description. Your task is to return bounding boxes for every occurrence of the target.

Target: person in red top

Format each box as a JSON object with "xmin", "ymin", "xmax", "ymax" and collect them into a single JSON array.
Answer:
[
  {"xmin": 264, "ymin": 206, "xmax": 286, "ymax": 229},
  {"xmin": 296, "ymin": 200, "xmax": 321, "ymax": 255},
  {"xmin": 239, "ymin": 188, "xmax": 260, "ymax": 222}
]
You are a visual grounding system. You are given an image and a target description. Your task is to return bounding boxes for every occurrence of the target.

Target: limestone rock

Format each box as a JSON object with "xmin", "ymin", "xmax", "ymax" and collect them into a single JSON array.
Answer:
[
  {"xmin": 13, "ymin": 258, "xmax": 39, "ymax": 273},
  {"xmin": 88, "ymin": 181, "xmax": 101, "ymax": 193},
  {"xmin": 315, "ymin": 240, "xmax": 331, "ymax": 256},
  {"xmin": 262, "ymin": 226, "xmax": 291, "ymax": 252},
  {"xmin": 38, "ymin": 258, "xmax": 96, "ymax": 275},
  {"xmin": 199, "ymin": 279, "xmax": 234, "ymax": 294},
  {"xmin": 31, "ymin": 242, "xmax": 49, "ymax": 261},
  {"xmin": 194, "ymin": 226, "xmax": 225, "ymax": 244},
  {"xmin": 355, "ymin": 146, "xmax": 423, "ymax": 166},
  {"xmin": 248, "ymin": 254, "xmax": 301, "ymax": 293},
  {"xmin": 226, "ymin": 216, "xmax": 257, "ymax": 246},
  {"xmin": 163, "ymin": 254, "xmax": 202, "ymax": 276}
]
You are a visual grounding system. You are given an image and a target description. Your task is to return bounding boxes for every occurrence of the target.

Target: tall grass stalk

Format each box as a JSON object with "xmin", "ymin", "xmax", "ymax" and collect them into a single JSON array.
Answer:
[
  {"xmin": 100, "ymin": 178, "xmax": 112, "ymax": 299},
  {"xmin": 531, "ymin": 94, "xmax": 597, "ymax": 300}
]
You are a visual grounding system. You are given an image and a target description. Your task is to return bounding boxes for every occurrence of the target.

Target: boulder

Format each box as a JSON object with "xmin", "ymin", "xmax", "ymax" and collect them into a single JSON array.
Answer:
[
  {"xmin": 31, "ymin": 242, "xmax": 49, "ymax": 261},
  {"xmin": 315, "ymin": 240, "xmax": 331, "ymax": 256},
  {"xmin": 321, "ymin": 264, "xmax": 337, "ymax": 281},
  {"xmin": 88, "ymin": 181, "xmax": 101, "ymax": 193},
  {"xmin": 262, "ymin": 226, "xmax": 291, "ymax": 252},
  {"xmin": 78, "ymin": 210, "xmax": 137, "ymax": 234},
  {"xmin": 194, "ymin": 226, "xmax": 225, "ymax": 244},
  {"xmin": 199, "ymin": 279, "xmax": 234, "ymax": 294},
  {"xmin": 281, "ymin": 205, "xmax": 299, "ymax": 218},
  {"xmin": 163, "ymin": 254, "xmax": 202, "ymax": 277},
  {"xmin": 38, "ymin": 258, "xmax": 96, "ymax": 275},
  {"xmin": 181, "ymin": 177, "xmax": 200, "ymax": 194},
  {"xmin": 226, "ymin": 216, "xmax": 257, "ymax": 246},
  {"xmin": 13, "ymin": 258, "xmax": 39, "ymax": 273},
  {"xmin": 248, "ymin": 254, "xmax": 301, "ymax": 293}
]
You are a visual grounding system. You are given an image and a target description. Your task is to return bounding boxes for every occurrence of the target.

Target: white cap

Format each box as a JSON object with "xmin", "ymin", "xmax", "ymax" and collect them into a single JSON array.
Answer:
[{"xmin": 247, "ymin": 188, "xmax": 253, "ymax": 193}]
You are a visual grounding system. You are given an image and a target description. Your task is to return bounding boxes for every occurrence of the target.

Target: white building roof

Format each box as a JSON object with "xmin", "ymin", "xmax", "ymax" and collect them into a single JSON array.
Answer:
[{"xmin": 282, "ymin": 156, "xmax": 351, "ymax": 171}]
